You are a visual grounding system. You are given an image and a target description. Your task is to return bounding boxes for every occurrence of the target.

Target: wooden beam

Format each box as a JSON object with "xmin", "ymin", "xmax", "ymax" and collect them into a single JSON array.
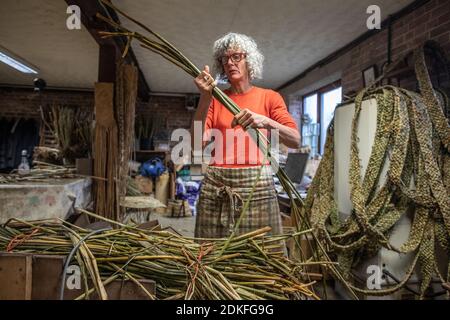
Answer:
[
  {"xmin": 98, "ymin": 44, "xmax": 117, "ymax": 83},
  {"xmin": 65, "ymin": 0, "xmax": 150, "ymax": 101}
]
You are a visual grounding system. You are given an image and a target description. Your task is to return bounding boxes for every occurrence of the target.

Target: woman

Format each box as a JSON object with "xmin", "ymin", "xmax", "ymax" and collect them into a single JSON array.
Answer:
[{"xmin": 192, "ymin": 32, "xmax": 300, "ymax": 240}]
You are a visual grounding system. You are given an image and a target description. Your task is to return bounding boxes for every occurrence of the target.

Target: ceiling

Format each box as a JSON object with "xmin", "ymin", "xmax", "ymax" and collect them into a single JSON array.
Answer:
[
  {"xmin": 0, "ymin": 0, "xmax": 414, "ymax": 93},
  {"xmin": 0, "ymin": 0, "xmax": 98, "ymax": 89}
]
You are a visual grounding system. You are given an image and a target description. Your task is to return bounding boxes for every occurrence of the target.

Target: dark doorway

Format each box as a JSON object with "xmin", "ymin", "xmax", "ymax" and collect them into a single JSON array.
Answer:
[{"xmin": 0, "ymin": 117, "xmax": 40, "ymax": 173}]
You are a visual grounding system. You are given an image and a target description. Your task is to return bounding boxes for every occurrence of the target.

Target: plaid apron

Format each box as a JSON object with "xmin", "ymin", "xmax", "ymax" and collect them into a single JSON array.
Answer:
[{"xmin": 195, "ymin": 165, "xmax": 282, "ymax": 239}]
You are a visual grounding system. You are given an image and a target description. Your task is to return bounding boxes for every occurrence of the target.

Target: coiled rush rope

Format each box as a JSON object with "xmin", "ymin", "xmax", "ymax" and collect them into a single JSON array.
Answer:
[{"xmin": 306, "ymin": 41, "xmax": 450, "ymax": 298}]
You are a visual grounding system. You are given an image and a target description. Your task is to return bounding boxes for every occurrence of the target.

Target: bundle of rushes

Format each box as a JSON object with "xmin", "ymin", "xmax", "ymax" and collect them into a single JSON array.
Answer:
[
  {"xmin": 0, "ymin": 165, "xmax": 78, "ymax": 184},
  {"xmin": 116, "ymin": 62, "xmax": 138, "ymax": 202},
  {"xmin": 95, "ymin": 0, "xmax": 355, "ymax": 298},
  {"xmin": 33, "ymin": 147, "xmax": 62, "ymax": 165},
  {"xmin": 49, "ymin": 105, "xmax": 92, "ymax": 162},
  {"xmin": 0, "ymin": 211, "xmax": 319, "ymax": 300}
]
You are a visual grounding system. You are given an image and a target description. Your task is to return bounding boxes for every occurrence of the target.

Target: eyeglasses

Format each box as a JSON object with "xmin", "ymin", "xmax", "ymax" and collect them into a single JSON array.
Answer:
[{"xmin": 220, "ymin": 52, "xmax": 246, "ymax": 65}]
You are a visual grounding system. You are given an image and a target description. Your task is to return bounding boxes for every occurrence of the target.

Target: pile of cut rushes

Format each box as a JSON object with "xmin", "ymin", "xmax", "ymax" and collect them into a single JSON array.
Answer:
[
  {"xmin": 0, "ymin": 164, "xmax": 77, "ymax": 184},
  {"xmin": 94, "ymin": 0, "xmax": 357, "ymax": 299},
  {"xmin": 0, "ymin": 209, "xmax": 321, "ymax": 300}
]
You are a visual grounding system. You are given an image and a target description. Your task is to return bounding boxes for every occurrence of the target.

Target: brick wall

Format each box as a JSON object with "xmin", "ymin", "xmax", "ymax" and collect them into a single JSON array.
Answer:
[
  {"xmin": 136, "ymin": 95, "xmax": 193, "ymax": 134},
  {"xmin": 0, "ymin": 88, "xmax": 193, "ymax": 135},
  {"xmin": 0, "ymin": 88, "xmax": 94, "ymax": 119},
  {"xmin": 342, "ymin": 0, "xmax": 450, "ymax": 95}
]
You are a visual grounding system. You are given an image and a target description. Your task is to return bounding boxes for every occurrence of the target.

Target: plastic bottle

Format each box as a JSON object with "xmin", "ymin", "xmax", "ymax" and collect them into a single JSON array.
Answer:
[{"xmin": 18, "ymin": 149, "xmax": 30, "ymax": 175}]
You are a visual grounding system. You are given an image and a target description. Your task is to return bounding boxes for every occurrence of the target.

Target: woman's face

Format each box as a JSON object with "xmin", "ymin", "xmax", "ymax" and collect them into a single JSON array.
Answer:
[{"xmin": 221, "ymin": 48, "xmax": 249, "ymax": 84}]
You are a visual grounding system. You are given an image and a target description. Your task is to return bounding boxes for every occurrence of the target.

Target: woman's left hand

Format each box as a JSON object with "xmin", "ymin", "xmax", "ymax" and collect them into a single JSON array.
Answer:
[{"xmin": 231, "ymin": 108, "xmax": 270, "ymax": 130}]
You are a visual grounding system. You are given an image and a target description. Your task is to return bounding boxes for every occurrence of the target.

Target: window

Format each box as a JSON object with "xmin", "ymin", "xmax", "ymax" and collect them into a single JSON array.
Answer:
[
  {"xmin": 301, "ymin": 94, "xmax": 319, "ymax": 156},
  {"xmin": 320, "ymin": 87, "xmax": 342, "ymax": 152},
  {"xmin": 301, "ymin": 82, "xmax": 342, "ymax": 155}
]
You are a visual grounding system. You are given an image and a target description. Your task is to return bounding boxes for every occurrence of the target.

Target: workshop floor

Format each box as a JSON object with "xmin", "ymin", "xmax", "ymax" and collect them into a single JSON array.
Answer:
[{"xmin": 152, "ymin": 212, "xmax": 196, "ymax": 237}]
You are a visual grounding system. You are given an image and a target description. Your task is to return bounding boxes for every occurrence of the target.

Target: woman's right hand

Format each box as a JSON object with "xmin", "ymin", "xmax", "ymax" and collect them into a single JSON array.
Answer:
[{"xmin": 194, "ymin": 65, "xmax": 216, "ymax": 97}]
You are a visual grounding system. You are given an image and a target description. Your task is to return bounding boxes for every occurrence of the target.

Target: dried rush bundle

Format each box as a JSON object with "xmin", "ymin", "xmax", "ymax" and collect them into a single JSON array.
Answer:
[
  {"xmin": 1, "ymin": 211, "xmax": 321, "ymax": 300},
  {"xmin": 94, "ymin": 0, "xmax": 356, "ymax": 298},
  {"xmin": 0, "ymin": 165, "xmax": 77, "ymax": 184}
]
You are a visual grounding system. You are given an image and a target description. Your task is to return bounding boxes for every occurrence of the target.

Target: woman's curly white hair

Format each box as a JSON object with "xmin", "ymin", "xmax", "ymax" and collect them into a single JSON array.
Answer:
[{"xmin": 212, "ymin": 32, "xmax": 264, "ymax": 82}]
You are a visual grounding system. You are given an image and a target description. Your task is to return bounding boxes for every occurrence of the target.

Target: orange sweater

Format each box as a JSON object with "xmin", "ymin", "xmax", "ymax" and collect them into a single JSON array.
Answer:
[{"xmin": 204, "ymin": 86, "xmax": 298, "ymax": 167}]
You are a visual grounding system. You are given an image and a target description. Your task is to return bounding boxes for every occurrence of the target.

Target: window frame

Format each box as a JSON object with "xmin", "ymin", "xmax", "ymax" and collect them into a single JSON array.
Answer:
[{"xmin": 301, "ymin": 80, "xmax": 341, "ymax": 154}]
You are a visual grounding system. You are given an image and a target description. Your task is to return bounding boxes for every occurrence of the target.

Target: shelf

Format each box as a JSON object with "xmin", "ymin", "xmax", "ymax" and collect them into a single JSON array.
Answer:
[
  {"xmin": 134, "ymin": 150, "xmax": 170, "ymax": 164},
  {"xmin": 135, "ymin": 150, "xmax": 168, "ymax": 153}
]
